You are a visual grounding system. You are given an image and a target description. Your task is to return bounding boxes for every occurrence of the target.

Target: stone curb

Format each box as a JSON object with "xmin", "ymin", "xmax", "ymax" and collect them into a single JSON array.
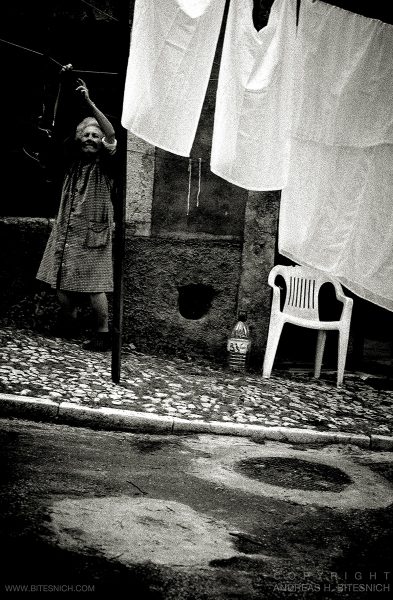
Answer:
[{"xmin": 1, "ymin": 393, "xmax": 392, "ymax": 450}]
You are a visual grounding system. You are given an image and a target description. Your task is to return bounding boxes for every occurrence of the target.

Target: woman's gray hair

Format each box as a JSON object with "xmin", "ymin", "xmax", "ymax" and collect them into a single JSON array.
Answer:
[{"xmin": 75, "ymin": 117, "xmax": 103, "ymax": 141}]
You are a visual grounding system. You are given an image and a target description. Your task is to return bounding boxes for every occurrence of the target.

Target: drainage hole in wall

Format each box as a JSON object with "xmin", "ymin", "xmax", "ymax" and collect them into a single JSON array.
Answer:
[{"xmin": 178, "ymin": 284, "xmax": 215, "ymax": 320}]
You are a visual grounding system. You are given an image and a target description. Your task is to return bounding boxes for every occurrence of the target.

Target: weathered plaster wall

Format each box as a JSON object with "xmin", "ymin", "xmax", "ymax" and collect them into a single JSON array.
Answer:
[
  {"xmin": 0, "ymin": 218, "xmax": 59, "ymax": 330},
  {"xmin": 0, "ymin": 218, "xmax": 50, "ymax": 308},
  {"xmin": 125, "ymin": 134, "xmax": 155, "ymax": 236},
  {"xmin": 237, "ymin": 191, "xmax": 280, "ymax": 367},
  {"xmin": 122, "ymin": 235, "xmax": 243, "ymax": 362}
]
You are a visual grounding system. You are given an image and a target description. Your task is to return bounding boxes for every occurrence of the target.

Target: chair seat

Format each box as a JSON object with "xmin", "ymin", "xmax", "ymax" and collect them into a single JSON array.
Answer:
[{"xmin": 278, "ymin": 314, "xmax": 343, "ymax": 331}]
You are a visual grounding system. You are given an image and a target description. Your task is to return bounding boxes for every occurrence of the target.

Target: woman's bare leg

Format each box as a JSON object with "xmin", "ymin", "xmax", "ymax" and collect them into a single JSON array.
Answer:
[{"xmin": 89, "ymin": 292, "xmax": 109, "ymax": 332}]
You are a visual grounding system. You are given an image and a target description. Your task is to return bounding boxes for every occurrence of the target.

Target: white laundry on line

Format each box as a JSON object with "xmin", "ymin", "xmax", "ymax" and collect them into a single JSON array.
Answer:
[
  {"xmin": 210, "ymin": 0, "xmax": 297, "ymax": 191},
  {"xmin": 121, "ymin": 0, "xmax": 226, "ymax": 157},
  {"xmin": 279, "ymin": 0, "xmax": 393, "ymax": 311},
  {"xmin": 291, "ymin": 0, "xmax": 393, "ymax": 147},
  {"xmin": 279, "ymin": 139, "xmax": 393, "ymax": 312}
]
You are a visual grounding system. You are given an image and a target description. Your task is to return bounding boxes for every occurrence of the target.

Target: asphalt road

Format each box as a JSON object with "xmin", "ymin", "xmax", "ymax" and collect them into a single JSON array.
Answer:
[{"xmin": 0, "ymin": 417, "xmax": 392, "ymax": 598}]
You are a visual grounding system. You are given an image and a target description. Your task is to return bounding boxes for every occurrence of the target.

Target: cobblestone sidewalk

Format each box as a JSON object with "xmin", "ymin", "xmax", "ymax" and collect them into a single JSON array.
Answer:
[{"xmin": 1, "ymin": 326, "xmax": 392, "ymax": 438}]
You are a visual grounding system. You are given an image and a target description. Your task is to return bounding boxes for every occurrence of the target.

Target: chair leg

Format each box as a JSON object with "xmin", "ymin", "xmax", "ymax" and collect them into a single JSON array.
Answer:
[
  {"xmin": 262, "ymin": 319, "xmax": 284, "ymax": 378},
  {"xmin": 337, "ymin": 327, "xmax": 350, "ymax": 387},
  {"xmin": 314, "ymin": 330, "xmax": 327, "ymax": 379}
]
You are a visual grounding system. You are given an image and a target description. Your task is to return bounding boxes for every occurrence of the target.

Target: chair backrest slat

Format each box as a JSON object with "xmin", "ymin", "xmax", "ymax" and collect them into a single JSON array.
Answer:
[
  {"xmin": 306, "ymin": 279, "xmax": 311, "ymax": 309},
  {"xmin": 282, "ymin": 272, "xmax": 320, "ymax": 319},
  {"xmin": 300, "ymin": 280, "xmax": 304, "ymax": 306}
]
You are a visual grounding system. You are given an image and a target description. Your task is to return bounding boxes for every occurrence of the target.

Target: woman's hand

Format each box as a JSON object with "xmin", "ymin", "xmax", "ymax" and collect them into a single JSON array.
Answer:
[
  {"xmin": 75, "ymin": 78, "xmax": 90, "ymax": 102},
  {"xmin": 60, "ymin": 63, "xmax": 73, "ymax": 73}
]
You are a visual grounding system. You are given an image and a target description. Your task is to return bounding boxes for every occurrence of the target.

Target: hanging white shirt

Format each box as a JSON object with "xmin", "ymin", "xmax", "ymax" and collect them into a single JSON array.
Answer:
[
  {"xmin": 121, "ymin": 0, "xmax": 226, "ymax": 157},
  {"xmin": 279, "ymin": 0, "xmax": 393, "ymax": 312},
  {"xmin": 210, "ymin": 0, "xmax": 297, "ymax": 191}
]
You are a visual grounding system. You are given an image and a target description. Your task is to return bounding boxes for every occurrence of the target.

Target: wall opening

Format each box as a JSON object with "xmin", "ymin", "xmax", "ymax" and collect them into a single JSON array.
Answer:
[{"xmin": 178, "ymin": 284, "xmax": 215, "ymax": 320}]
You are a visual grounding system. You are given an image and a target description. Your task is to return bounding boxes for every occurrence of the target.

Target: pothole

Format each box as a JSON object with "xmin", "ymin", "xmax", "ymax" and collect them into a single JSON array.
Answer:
[{"xmin": 236, "ymin": 457, "xmax": 352, "ymax": 492}]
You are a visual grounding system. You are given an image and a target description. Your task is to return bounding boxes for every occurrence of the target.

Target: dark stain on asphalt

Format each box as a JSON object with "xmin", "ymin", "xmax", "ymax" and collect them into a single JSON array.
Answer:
[
  {"xmin": 130, "ymin": 438, "xmax": 180, "ymax": 454},
  {"xmin": 361, "ymin": 461, "xmax": 393, "ymax": 483},
  {"xmin": 235, "ymin": 457, "xmax": 352, "ymax": 492}
]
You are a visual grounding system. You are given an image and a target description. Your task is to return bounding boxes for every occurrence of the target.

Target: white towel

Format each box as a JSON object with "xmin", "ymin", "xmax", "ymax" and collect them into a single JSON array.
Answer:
[{"xmin": 121, "ymin": 0, "xmax": 225, "ymax": 157}]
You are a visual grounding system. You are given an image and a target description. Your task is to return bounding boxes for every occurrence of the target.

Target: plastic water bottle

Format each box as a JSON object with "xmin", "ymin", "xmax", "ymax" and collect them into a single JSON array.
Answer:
[{"xmin": 227, "ymin": 312, "xmax": 251, "ymax": 372}]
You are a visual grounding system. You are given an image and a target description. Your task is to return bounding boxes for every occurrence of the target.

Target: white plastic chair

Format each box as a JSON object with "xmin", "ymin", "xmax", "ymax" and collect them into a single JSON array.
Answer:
[{"xmin": 262, "ymin": 265, "xmax": 353, "ymax": 386}]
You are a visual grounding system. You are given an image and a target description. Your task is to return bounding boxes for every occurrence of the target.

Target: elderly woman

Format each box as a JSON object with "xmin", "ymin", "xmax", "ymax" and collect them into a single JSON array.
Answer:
[{"xmin": 37, "ymin": 75, "xmax": 117, "ymax": 351}]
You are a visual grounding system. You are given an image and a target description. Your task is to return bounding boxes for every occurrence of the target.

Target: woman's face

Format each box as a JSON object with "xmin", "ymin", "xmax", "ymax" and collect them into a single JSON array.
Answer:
[{"xmin": 80, "ymin": 126, "xmax": 103, "ymax": 154}]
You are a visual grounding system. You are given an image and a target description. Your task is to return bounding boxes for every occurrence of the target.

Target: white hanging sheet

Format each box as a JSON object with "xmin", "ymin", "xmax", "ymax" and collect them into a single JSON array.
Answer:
[
  {"xmin": 279, "ymin": 0, "xmax": 393, "ymax": 312},
  {"xmin": 121, "ymin": 0, "xmax": 225, "ymax": 157},
  {"xmin": 279, "ymin": 140, "xmax": 393, "ymax": 311},
  {"xmin": 292, "ymin": 0, "xmax": 393, "ymax": 147},
  {"xmin": 210, "ymin": 0, "xmax": 297, "ymax": 191}
]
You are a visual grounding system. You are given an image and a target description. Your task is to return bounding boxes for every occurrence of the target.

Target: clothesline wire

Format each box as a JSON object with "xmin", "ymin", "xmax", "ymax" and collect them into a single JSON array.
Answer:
[
  {"xmin": 0, "ymin": 37, "xmax": 63, "ymax": 66},
  {"xmin": 79, "ymin": 0, "xmax": 120, "ymax": 22},
  {"xmin": 76, "ymin": 69, "xmax": 119, "ymax": 75},
  {"xmin": 1, "ymin": 0, "xmax": 228, "ymax": 81},
  {"xmin": 1, "ymin": 0, "xmax": 125, "ymax": 70},
  {"xmin": 0, "ymin": 34, "xmax": 220, "ymax": 81},
  {"xmin": 0, "ymin": 37, "xmax": 120, "ymax": 75}
]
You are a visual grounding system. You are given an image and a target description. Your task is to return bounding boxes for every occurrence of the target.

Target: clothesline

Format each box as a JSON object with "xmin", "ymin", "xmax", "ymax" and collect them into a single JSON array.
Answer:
[
  {"xmin": 0, "ymin": 35, "xmax": 221, "ymax": 78},
  {"xmin": 0, "ymin": 37, "xmax": 119, "ymax": 76},
  {"xmin": 79, "ymin": 0, "xmax": 119, "ymax": 22}
]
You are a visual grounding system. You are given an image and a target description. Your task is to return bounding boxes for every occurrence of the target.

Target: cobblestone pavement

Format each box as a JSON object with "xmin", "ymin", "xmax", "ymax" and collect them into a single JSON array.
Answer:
[{"xmin": 0, "ymin": 326, "xmax": 392, "ymax": 437}]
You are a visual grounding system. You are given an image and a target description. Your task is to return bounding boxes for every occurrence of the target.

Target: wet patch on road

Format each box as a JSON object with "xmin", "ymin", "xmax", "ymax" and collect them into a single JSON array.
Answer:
[
  {"xmin": 236, "ymin": 456, "xmax": 351, "ymax": 492},
  {"xmin": 129, "ymin": 437, "xmax": 181, "ymax": 454},
  {"xmin": 360, "ymin": 461, "xmax": 393, "ymax": 484},
  {"xmin": 184, "ymin": 436, "xmax": 393, "ymax": 509}
]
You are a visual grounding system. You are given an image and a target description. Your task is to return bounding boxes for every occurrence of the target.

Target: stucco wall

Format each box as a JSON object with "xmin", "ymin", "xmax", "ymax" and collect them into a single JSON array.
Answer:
[
  {"xmin": 237, "ymin": 191, "xmax": 280, "ymax": 367},
  {"xmin": 123, "ymin": 235, "xmax": 243, "ymax": 362},
  {"xmin": 0, "ymin": 218, "xmax": 56, "ymax": 328}
]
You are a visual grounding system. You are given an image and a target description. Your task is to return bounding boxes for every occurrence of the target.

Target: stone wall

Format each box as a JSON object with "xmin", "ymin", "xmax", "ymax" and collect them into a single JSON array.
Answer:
[
  {"xmin": 237, "ymin": 191, "xmax": 280, "ymax": 367},
  {"xmin": 0, "ymin": 218, "xmax": 57, "ymax": 329}
]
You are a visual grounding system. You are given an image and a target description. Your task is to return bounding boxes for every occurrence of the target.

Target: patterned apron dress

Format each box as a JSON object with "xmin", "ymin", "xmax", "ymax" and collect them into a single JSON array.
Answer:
[{"xmin": 37, "ymin": 147, "xmax": 115, "ymax": 293}]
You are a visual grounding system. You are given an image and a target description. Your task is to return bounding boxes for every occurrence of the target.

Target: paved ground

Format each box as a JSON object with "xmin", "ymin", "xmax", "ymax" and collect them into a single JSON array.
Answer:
[{"xmin": 0, "ymin": 325, "xmax": 392, "ymax": 445}]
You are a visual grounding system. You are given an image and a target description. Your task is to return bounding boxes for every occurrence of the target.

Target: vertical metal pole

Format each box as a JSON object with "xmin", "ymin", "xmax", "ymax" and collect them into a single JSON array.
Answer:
[
  {"xmin": 111, "ymin": 3, "xmax": 132, "ymax": 383},
  {"xmin": 111, "ymin": 135, "xmax": 126, "ymax": 384}
]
